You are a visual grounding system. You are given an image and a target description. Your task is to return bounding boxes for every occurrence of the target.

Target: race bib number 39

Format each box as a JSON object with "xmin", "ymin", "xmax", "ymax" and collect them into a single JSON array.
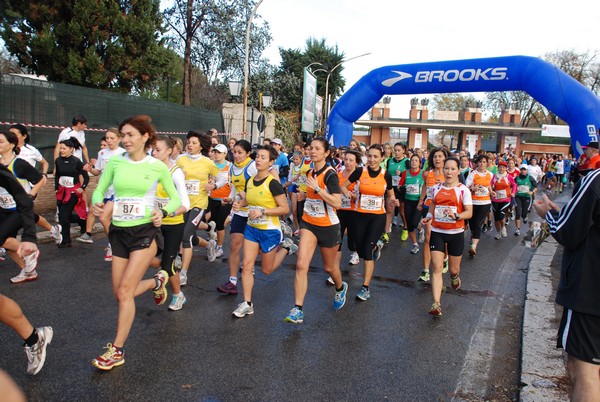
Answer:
[
  {"xmin": 359, "ymin": 195, "xmax": 383, "ymax": 211},
  {"xmin": 113, "ymin": 197, "xmax": 145, "ymax": 222}
]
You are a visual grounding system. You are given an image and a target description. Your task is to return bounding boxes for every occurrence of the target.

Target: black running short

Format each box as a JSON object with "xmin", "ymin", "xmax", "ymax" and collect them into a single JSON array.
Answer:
[
  {"xmin": 557, "ymin": 308, "xmax": 600, "ymax": 365},
  {"xmin": 299, "ymin": 219, "xmax": 340, "ymax": 248},
  {"xmin": 109, "ymin": 223, "xmax": 159, "ymax": 259},
  {"xmin": 429, "ymin": 230, "xmax": 465, "ymax": 257}
]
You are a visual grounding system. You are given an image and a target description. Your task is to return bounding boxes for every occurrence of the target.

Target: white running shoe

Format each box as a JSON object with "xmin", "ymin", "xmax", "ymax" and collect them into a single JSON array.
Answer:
[
  {"xmin": 418, "ymin": 228, "xmax": 425, "ymax": 243},
  {"xmin": 349, "ymin": 251, "xmax": 360, "ymax": 265},
  {"xmin": 280, "ymin": 221, "xmax": 293, "ymax": 238},
  {"xmin": 207, "ymin": 239, "xmax": 217, "ymax": 262},
  {"xmin": 104, "ymin": 245, "xmax": 113, "ymax": 262},
  {"xmin": 214, "ymin": 246, "xmax": 224, "ymax": 258},
  {"xmin": 494, "ymin": 232, "xmax": 502, "ymax": 240},
  {"xmin": 501, "ymin": 226, "xmax": 507, "ymax": 237},
  {"xmin": 232, "ymin": 302, "xmax": 254, "ymax": 318},
  {"xmin": 11, "ymin": 269, "xmax": 38, "ymax": 284},
  {"xmin": 0, "ymin": 247, "xmax": 6, "ymax": 262},
  {"xmin": 179, "ymin": 271, "xmax": 188, "ymax": 286},
  {"xmin": 207, "ymin": 221, "xmax": 217, "ymax": 241},
  {"xmin": 25, "ymin": 326, "xmax": 53, "ymax": 375},
  {"xmin": 23, "ymin": 250, "xmax": 40, "ymax": 273},
  {"xmin": 168, "ymin": 293, "xmax": 187, "ymax": 311},
  {"xmin": 51, "ymin": 224, "xmax": 62, "ymax": 244}
]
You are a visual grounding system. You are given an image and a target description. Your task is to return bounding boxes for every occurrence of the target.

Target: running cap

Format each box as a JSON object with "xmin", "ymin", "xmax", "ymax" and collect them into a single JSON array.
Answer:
[
  {"xmin": 582, "ymin": 141, "xmax": 599, "ymax": 149},
  {"xmin": 271, "ymin": 138, "xmax": 283, "ymax": 145},
  {"xmin": 212, "ymin": 144, "xmax": 227, "ymax": 153},
  {"xmin": 519, "ymin": 164, "xmax": 528, "ymax": 170},
  {"xmin": 498, "ymin": 161, "xmax": 508, "ymax": 167}
]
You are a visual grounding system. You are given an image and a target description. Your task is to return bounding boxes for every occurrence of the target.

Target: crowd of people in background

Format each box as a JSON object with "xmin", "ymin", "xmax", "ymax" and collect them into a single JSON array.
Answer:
[{"xmin": 1, "ymin": 114, "xmax": 597, "ymax": 377}]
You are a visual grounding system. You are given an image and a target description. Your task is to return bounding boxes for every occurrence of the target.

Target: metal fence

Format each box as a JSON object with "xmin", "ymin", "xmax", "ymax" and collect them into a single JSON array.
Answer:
[{"xmin": 0, "ymin": 74, "xmax": 224, "ymax": 170}]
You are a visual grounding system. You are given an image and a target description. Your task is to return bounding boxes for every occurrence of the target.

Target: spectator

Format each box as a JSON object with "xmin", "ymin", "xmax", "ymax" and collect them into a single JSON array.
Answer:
[
  {"xmin": 534, "ymin": 169, "xmax": 600, "ymax": 402},
  {"xmin": 53, "ymin": 115, "xmax": 90, "ymax": 164}
]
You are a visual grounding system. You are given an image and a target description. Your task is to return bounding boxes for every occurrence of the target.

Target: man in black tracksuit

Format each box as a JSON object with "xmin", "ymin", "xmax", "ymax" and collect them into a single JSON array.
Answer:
[{"xmin": 534, "ymin": 168, "xmax": 600, "ymax": 401}]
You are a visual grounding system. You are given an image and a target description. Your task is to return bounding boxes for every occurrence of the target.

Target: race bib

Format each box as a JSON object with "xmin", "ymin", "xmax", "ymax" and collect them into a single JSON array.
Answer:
[
  {"xmin": 359, "ymin": 195, "xmax": 383, "ymax": 211},
  {"xmin": 59, "ymin": 176, "xmax": 75, "ymax": 188},
  {"xmin": 155, "ymin": 197, "xmax": 169, "ymax": 210},
  {"xmin": 304, "ymin": 198, "xmax": 326, "ymax": 217},
  {"xmin": 297, "ymin": 176, "xmax": 307, "ymax": 185},
  {"xmin": 495, "ymin": 189, "xmax": 507, "ymax": 199},
  {"xmin": 185, "ymin": 179, "xmax": 200, "ymax": 195},
  {"xmin": 341, "ymin": 194, "xmax": 351, "ymax": 209},
  {"xmin": 517, "ymin": 185, "xmax": 530, "ymax": 194},
  {"xmin": 113, "ymin": 197, "xmax": 145, "ymax": 222},
  {"xmin": 426, "ymin": 186, "xmax": 434, "ymax": 200},
  {"xmin": 248, "ymin": 206, "xmax": 267, "ymax": 225},
  {"xmin": 392, "ymin": 176, "xmax": 400, "ymax": 187},
  {"xmin": 434, "ymin": 205, "xmax": 457, "ymax": 223},
  {"xmin": 406, "ymin": 184, "xmax": 420, "ymax": 195},
  {"xmin": 474, "ymin": 186, "xmax": 489, "ymax": 196},
  {"xmin": 0, "ymin": 187, "xmax": 16, "ymax": 210}
]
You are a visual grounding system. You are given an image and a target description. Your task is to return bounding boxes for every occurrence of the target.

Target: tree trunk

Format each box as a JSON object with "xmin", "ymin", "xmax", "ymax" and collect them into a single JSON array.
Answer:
[{"xmin": 182, "ymin": 0, "xmax": 194, "ymax": 106}]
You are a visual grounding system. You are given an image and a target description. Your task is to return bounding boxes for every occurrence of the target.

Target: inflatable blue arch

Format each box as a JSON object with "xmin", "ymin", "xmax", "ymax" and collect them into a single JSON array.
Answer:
[{"xmin": 326, "ymin": 55, "xmax": 600, "ymax": 157}]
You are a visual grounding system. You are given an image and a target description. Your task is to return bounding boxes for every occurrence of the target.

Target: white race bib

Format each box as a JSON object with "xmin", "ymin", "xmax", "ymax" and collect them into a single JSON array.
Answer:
[
  {"xmin": 359, "ymin": 195, "xmax": 383, "ymax": 211},
  {"xmin": 341, "ymin": 194, "xmax": 351, "ymax": 209},
  {"xmin": 185, "ymin": 179, "xmax": 200, "ymax": 195},
  {"xmin": 434, "ymin": 205, "xmax": 457, "ymax": 223},
  {"xmin": 392, "ymin": 176, "xmax": 400, "ymax": 187},
  {"xmin": 495, "ymin": 189, "xmax": 507, "ymax": 199},
  {"xmin": 0, "ymin": 187, "xmax": 16, "ymax": 210},
  {"xmin": 155, "ymin": 197, "xmax": 169, "ymax": 211},
  {"xmin": 474, "ymin": 186, "xmax": 489, "ymax": 196},
  {"xmin": 426, "ymin": 186, "xmax": 434, "ymax": 200},
  {"xmin": 113, "ymin": 197, "xmax": 145, "ymax": 222},
  {"xmin": 248, "ymin": 206, "xmax": 267, "ymax": 225},
  {"xmin": 304, "ymin": 198, "xmax": 326, "ymax": 217},
  {"xmin": 406, "ymin": 184, "xmax": 420, "ymax": 195},
  {"xmin": 517, "ymin": 185, "xmax": 530, "ymax": 194},
  {"xmin": 59, "ymin": 176, "xmax": 75, "ymax": 188}
]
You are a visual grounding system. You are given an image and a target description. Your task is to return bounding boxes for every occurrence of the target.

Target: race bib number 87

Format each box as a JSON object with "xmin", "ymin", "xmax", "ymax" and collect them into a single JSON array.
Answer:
[{"xmin": 113, "ymin": 197, "xmax": 145, "ymax": 222}]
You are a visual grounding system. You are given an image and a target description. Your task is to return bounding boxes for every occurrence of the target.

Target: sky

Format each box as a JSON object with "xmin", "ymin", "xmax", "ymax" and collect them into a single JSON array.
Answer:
[{"xmin": 258, "ymin": 0, "xmax": 600, "ymax": 118}]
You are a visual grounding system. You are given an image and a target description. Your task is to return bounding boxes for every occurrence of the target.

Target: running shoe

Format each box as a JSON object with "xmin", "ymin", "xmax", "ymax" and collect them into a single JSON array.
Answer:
[
  {"xmin": 468, "ymin": 244, "xmax": 477, "ymax": 256},
  {"xmin": 523, "ymin": 218, "xmax": 528, "ymax": 224},
  {"xmin": 281, "ymin": 237, "xmax": 298, "ymax": 255},
  {"xmin": 429, "ymin": 302, "xmax": 442, "ymax": 316},
  {"xmin": 442, "ymin": 257, "xmax": 449, "ymax": 274},
  {"xmin": 214, "ymin": 246, "xmax": 224, "ymax": 258},
  {"xmin": 0, "ymin": 247, "xmax": 6, "ymax": 261},
  {"xmin": 51, "ymin": 224, "xmax": 62, "ymax": 244},
  {"xmin": 481, "ymin": 223, "xmax": 488, "ymax": 233},
  {"xmin": 356, "ymin": 286, "xmax": 371, "ymax": 301},
  {"xmin": 104, "ymin": 245, "xmax": 113, "ymax": 262},
  {"xmin": 410, "ymin": 244, "xmax": 420, "ymax": 254},
  {"xmin": 349, "ymin": 251, "xmax": 360, "ymax": 265},
  {"xmin": 24, "ymin": 326, "xmax": 53, "ymax": 375},
  {"xmin": 153, "ymin": 270, "xmax": 169, "ymax": 305},
  {"xmin": 232, "ymin": 302, "xmax": 254, "ymax": 318},
  {"xmin": 179, "ymin": 271, "xmax": 188, "ymax": 287},
  {"xmin": 217, "ymin": 281, "xmax": 238, "ymax": 295},
  {"xmin": 494, "ymin": 232, "xmax": 502, "ymax": 240},
  {"xmin": 451, "ymin": 274, "xmax": 462, "ymax": 290},
  {"xmin": 76, "ymin": 233, "xmax": 93, "ymax": 244},
  {"xmin": 326, "ymin": 276, "xmax": 335, "ymax": 286},
  {"xmin": 392, "ymin": 217, "xmax": 398, "ymax": 226},
  {"xmin": 23, "ymin": 249, "xmax": 40, "ymax": 273},
  {"xmin": 401, "ymin": 229, "xmax": 409, "ymax": 241},
  {"xmin": 418, "ymin": 270, "xmax": 430, "ymax": 282},
  {"xmin": 380, "ymin": 232, "xmax": 390, "ymax": 244},
  {"xmin": 168, "ymin": 292, "xmax": 187, "ymax": 311},
  {"xmin": 91, "ymin": 343, "xmax": 124, "ymax": 371},
  {"xmin": 284, "ymin": 307, "xmax": 304, "ymax": 324},
  {"xmin": 372, "ymin": 241, "xmax": 383, "ymax": 261},
  {"xmin": 514, "ymin": 229, "xmax": 520, "ymax": 236},
  {"xmin": 207, "ymin": 239, "xmax": 217, "ymax": 262},
  {"xmin": 280, "ymin": 221, "xmax": 293, "ymax": 238},
  {"xmin": 11, "ymin": 269, "xmax": 38, "ymax": 284},
  {"xmin": 207, "ymin": 221, "xmax": 217, "ymax": 240},
  {"xmin": 333, "ymin": 282, "xmax": 348, "ymax": 310},
  {"xmin": 173, "ymin": 253, "xmax": 183, "ymax": 270},
  {"xmin": 418, "ymin": 228, "xmax": 425, "ymax": 243},
  {"xmin": 487, "ymin": 223, "xmax": 492, "ymax": 232},
  {"xmin": 501, "ymin": 226, "xmax": 507, "ymax": 237}
]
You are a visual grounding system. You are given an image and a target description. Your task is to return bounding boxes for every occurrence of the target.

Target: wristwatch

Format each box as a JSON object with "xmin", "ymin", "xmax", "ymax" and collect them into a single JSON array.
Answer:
[{"xmin": 314, "ymin": 186, "xmax": 321, "ymax": 193}]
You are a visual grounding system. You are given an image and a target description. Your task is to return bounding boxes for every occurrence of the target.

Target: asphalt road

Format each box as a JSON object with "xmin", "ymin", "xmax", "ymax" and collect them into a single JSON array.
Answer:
[{"xmin": 1, "ymin": 217, "xmax": 534, "ymax": 401}]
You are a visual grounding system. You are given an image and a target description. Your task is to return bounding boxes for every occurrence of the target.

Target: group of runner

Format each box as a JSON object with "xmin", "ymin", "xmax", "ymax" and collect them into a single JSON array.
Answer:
[{"xmin": 2, "ymin": 117, "xmax": 555, "ymax": 373}]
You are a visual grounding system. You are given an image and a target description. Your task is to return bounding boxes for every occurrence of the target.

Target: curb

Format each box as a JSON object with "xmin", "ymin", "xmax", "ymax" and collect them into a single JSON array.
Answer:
[{"xmin": 520, "ymin": 236, "xmax": 569, "ymax": 401}]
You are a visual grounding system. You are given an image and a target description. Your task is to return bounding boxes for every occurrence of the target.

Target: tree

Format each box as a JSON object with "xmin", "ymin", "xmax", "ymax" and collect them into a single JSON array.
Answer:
[
  {"xmin": 163, "ymin": 0, "xmax": 272, "ymax": 106},
  {"xmin": 0, "ymin": 48, "xmax": 24, "ymax": 74},
  {"xmin": 0, "ymin": 0, "xmax": 171, "ymax": 93}
]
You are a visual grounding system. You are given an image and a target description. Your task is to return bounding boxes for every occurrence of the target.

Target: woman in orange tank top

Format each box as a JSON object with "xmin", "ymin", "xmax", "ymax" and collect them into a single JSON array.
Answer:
[{"xmin": 416, "ymin": 147, "xmax": 449, "ymax": 283}]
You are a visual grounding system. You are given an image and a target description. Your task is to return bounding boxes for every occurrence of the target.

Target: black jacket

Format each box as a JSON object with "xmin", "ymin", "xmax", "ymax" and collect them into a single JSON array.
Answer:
[
  {"xmin": 0, "ymin": 164, "xmax": 37, "ymax": 244},
  {"xmin": 547, "ymin": 169, "xmax": 600, "ymax": 316}
]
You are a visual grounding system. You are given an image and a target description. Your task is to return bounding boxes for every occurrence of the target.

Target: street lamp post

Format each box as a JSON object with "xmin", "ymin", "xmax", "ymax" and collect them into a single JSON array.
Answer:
[{"xmin": 242, "ymin": 0, "xmax": 264, "ymax": 134}]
